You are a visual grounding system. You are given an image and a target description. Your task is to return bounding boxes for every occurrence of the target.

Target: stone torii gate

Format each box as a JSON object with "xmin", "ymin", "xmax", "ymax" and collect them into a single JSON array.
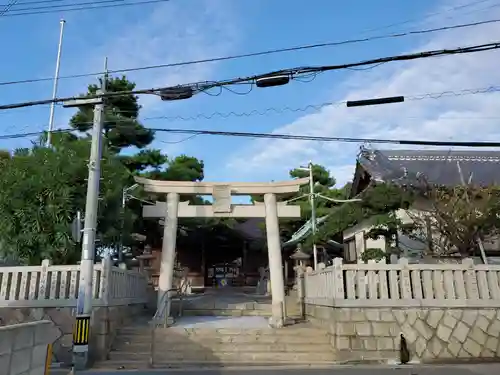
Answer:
[{"xmin": 134, "ymin": 176, "xmax": 309, "ymax": 327}]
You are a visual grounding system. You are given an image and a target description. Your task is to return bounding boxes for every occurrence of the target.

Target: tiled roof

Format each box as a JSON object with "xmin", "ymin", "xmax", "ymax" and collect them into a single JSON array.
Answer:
[{"xmin": 357, "ymin": 149, "xmax": 500, "ymax": 186}]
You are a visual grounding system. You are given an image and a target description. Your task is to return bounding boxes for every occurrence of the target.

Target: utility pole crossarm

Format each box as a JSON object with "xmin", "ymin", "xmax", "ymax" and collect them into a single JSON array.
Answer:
[{"xmin": 62, "ymin": 97, "xmax": 102, "ymax": 108}]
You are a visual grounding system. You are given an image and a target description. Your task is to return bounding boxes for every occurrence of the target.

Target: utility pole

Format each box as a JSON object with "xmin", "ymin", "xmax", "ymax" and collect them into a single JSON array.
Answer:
[
  {"xmin": 307, "ymin": 161, "xmax": 318, "ymax": 270},
  {"xmin": 46, "ymin": 19, "xmax": 66, "ymax": 147},
  {"xmin": 63, "ymin": 66, "xmax": 106, "ymax": 371},
  {"xmin": 297, "ymin": 161, "xmax": 362, "ymax": 270}
]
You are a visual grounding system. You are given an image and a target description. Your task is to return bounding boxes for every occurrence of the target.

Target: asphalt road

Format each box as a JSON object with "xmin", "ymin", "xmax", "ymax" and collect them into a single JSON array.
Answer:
[{"xmin": 56, "ymin": 364, "xmax": 500, "ymax": 375}]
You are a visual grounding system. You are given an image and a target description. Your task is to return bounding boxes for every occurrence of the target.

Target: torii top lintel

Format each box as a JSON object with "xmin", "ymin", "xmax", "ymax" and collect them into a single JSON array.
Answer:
[{"xmin": 134, "ymin": 176, "xmax": 310, "ymax": 195}]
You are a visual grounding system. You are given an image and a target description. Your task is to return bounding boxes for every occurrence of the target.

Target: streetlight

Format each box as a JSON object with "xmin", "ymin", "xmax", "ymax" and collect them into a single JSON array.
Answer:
[
  {"xmin": 298, "ymin": 162, "xmax": 318, "ymax": 269},
  {"xmin": 297, "ymin": 161, "xmax": 362, "ymax": 270},
  {"xmin": 119, "ymin": 183, "xmax": 157, "ymax": 263},
  {"xmin": 118, "ymin": 184, "xmax": 139, "ymax": 263}
]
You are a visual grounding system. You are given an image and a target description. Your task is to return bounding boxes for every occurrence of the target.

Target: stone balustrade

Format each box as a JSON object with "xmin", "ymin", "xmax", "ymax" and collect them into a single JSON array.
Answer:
[
  {"xmin": 301, "ymin": 257, "xmax": 500, "ymax": 363},
  {"xmin": 0, "ymin": 320, "xmax": 59, "ymax": 375},
  {"xmin": 0, "ymin": 258, "xmax": 150, "ymax": 366}
]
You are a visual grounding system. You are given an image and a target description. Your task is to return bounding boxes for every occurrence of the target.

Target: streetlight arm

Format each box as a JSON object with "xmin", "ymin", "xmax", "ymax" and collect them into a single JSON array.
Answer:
[
  {"xmin": 283, "ymin": 194, "xmax": 309, "ymax": 204},
  {"xmin": 125, "ymin": 194, "xmax": 155, "ymax": 206},
  {"xmin": 315, "ymin": 193, "xmax": 362, "ymax": 203}
]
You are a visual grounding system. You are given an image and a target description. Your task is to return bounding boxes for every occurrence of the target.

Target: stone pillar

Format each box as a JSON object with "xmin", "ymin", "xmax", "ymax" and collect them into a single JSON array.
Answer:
[
  {"xmin": 157, "ymin": 192, "xmax": 179, "ymax": 324},
  {"xmin": 264, "ymin": 192, "xmax": 286, "ymax": 328}
]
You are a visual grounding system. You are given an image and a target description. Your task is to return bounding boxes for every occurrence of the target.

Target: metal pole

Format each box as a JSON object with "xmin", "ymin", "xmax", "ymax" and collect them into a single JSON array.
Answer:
[
  {"xmin": 118, "ymin": 188, "xmax": 126, "ymax": 263},
  {"xmin": 309, "ymin": 161, "xmax": 318, "ymax": 269},
  {"xmin": 46, "ymin": 19, "xmax": 66, "ymax": 147},
  {"xmin": 72, "ymin": 80, "xmax": 105, "ymax": 371}
]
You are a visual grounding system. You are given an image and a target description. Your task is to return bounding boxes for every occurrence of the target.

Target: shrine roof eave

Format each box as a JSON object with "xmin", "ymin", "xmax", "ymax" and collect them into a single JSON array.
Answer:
[{"xmin": 134, "ymin": 176, "xmax": 310, "ymax": 195}]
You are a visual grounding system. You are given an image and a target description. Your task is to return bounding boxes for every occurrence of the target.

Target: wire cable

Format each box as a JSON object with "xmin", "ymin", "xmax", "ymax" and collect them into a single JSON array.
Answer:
[
  {"xmin": 0, "ymin": 0, "xmax": 19, "ymax": 15},
  {"xmin": 1, "ymin": 41, "xmax": 499, "ymax": 111},
  {"xmin": 5, "ymin": 0, "xmax": 126, "ymax": 12},
  {"xmin": 2, "ymin": 126, "xmax": 500, "ymax": 148},
  {"xmin": 1, "ymin": 0, "xmax": 171, "ymax": 17},
  {"xmin": 136, "ymin": 85, "xmax": 500, "ymax": 122},
  {"xmin": 362, "ymin": 0, "xmax": 496, "ymax": 33},
  {"xmin": 2, "ymin": 17, "xmax": 500, "ymax": 87}
]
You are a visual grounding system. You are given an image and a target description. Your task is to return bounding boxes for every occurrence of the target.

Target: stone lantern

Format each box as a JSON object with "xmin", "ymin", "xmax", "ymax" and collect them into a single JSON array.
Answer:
[
  {"xmin": 290, "ymin": 244, "xmax": 311, "ymax": 292},
  {"xmin": 290, "ymin": 244, "xmax": 310, "ymax": 269}
]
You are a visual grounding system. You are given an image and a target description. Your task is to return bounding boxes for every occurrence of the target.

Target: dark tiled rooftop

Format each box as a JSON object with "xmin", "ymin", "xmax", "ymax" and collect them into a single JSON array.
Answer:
[{"xmin": 358, "ymin": 149, "xmax": 500, "ymax": 186}]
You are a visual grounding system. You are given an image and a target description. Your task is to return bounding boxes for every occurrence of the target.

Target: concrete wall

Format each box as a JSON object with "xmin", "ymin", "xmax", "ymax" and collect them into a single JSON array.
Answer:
[
  {"xmin": 0, "ymin": 304, "xmax": 146, "ymax": 365},
  {"xmin": 306, "ymin": 304, "xmax": 500, "ymax": 363},
  {"xmin": 0, "ymin": 320, "xmax": 58, "ymax": 375}
]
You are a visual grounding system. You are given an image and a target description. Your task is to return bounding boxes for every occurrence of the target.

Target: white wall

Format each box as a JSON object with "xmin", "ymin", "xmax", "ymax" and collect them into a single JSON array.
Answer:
[
  {"xmin": 0, "ymin": 320, "xmax": 58, "ymax": 375},
  {"xmin": 342, "ymin": 207, "xmax": 426, "ymax": 261},
  {"xmin": 343, "ymin": 219, "xmax": 386, "ymax": 260}
]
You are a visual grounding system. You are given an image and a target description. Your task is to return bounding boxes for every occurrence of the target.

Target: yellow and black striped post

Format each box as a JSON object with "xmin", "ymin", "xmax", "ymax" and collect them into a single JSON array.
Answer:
[{"xmin": 72, "ymin": 315, "xmax": 90, "ymax": 350}]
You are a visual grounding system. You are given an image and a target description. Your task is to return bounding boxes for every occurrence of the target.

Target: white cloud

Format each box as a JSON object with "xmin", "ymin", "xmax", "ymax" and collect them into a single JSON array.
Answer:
[
  {"xmin": 84, "ymin": 0, "xmax": 238, "ymax": 114},
  {"xmin": 226, "ymin": 0, "xmax": 500, "ymax": 186}
]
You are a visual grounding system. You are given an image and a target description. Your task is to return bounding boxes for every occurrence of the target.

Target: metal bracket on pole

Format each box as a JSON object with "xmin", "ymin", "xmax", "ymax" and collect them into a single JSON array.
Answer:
[{"xmin": 63, "ymin": 98, "xmax": 103, "ymax": 108}]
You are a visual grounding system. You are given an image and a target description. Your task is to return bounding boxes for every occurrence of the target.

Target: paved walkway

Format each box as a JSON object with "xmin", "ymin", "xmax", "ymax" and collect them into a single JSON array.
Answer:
[
  {"xmin": 56, "ymin": 363, "xmax": 500, "ymax": 375},
  {"xmin": 172, "ymin": 315, "xmax": 269, "ymax": 328}
]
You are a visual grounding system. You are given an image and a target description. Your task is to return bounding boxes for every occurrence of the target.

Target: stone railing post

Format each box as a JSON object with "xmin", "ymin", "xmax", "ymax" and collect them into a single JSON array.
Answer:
[
  {"xmin": 99, "ymin": 256, "xmax": 112, "ymax": 306},
  {"xmin": 296, "ymin": 268, "xmax": 305, "ymax": 320},
  {"xmin": 38, "ymin": 259, "xmax": 51, "ymax": 300},
  {"xmin": 462, "ymin": 257, "xmax": 479, "ymax": 299},
  {"xmin": 332, "ymin": 257, "xmax": 345, "ymax": 299}
]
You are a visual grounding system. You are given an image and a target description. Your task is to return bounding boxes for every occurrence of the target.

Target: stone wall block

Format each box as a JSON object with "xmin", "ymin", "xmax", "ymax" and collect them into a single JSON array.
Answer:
[
  {"xmin": 436, "ymin": 323, "xmax": 452, "ymax": 342},
  {"xmin": 414, "ymin": 319, "xmax": 433, "ymax": 340},
  {"xmin": 452, "ymin": 321, "xmax": 470, "ymax": 343},
  {"xmin": 13, "ymin": 324, "xmax": 34, "ymax": 350},
  {"xmin": 442, "ymin": 312, "xmax": 458, "ymax": 330},
  {"xmin": 354, "ymin": 322, "xmax": 371, "ymax": 336},
  {"xmin": 10, "ymin": 348, "xmax": 32, "ymax": 375},
  {"xmin": 463, "ymin": 338, "xmax": 482, "ymax": 357},
  {"xmin": 426, "ymin": 310, "xmax": 443, "ymax": 329},
  {"xmin": 0, "ymin": 329, "xmax": 15, "ymax": 355},
  {"xmin": 305, "ymin": 303, "xmax": 500, "ymax": 363},
  {"xmin": 476, "ymin": 315, "xmax": 490, "ymax": 333},
  {"xmin": 462, "ymin": 310, "xmax": 478, "ymax": 326}
]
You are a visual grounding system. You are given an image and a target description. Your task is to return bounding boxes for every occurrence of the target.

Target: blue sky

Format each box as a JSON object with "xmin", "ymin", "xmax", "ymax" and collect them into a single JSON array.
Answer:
[{"xmin": 1, "ymin": 0, "xmax": 500, "ymax": 187}]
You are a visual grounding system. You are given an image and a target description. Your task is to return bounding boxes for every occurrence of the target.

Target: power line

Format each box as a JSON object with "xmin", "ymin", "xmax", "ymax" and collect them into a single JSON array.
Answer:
[
  {"xmin": 137, "ymin": 85, "xmax": 500, "ymax": 122},
  {"xmin": 6, "ymin": 0, "xmax": 128, "ymax": 12},
  {"xmin": 3, "ymin": 84, "xmax": 498, "ymax": 134},
  {"xmin": 2, "ymin": 18, "xmax": 500, "ymax": 87},
  {"xmin": 363, "ymin": 0, "xmax": 496, "ymax": 33},
  {"xmin": 2, "ymin": 126, "xmax": 500, "ymax": 148},
  {"xmin": 1, "ymin": 41, "xmax": 499, "ymax": 111},
  {"xmin": 0, "ymin": 0, "xmax": 171, "ymax": 17},
  {"xmin": 0, "ymin": 0, "xmax": 19, "ymax": 15}
]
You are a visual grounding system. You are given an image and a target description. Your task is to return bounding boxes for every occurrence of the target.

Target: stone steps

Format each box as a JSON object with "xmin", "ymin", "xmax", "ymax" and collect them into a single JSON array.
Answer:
[
  {"xmin": 92, "ymin": 359, "xmax": 340, "ymax": 370},
  {"xmin": 97, "ymin": 324, "xmax": 335, "ymax": 369},
  {"xmin": 114, "ymin": 342, "xmax": 334, "ymax": 351},
  {"xmin": 110, "ymin": 351, "xmax": 337, "ymax": 362},
  {"xmin": 180, "ymin": 309, "xmax": 273, "ymax": 316}
]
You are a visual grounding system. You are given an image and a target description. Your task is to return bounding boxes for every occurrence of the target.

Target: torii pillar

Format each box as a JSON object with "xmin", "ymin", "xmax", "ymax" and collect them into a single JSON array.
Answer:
[{"xmin": 135, "ymin": 176, "xmax": 309, "ymax": 328}]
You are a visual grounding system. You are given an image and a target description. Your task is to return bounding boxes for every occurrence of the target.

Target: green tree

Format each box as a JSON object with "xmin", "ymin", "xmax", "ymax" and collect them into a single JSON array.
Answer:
[
  {"xmin": 313, "ymin": 183, "xmax": 414, "ymax": 257},
  {"xmin": 0, "ymin": 136, "xmax": 129, "ymax": 265},
  {"xmin": 70, "ymin": 76, "xmax": 154, "ymax": 153}
]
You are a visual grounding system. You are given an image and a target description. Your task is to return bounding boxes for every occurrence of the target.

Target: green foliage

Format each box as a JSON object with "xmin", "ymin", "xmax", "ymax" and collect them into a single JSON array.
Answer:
[
  {"xmin": 258, "ymin": 164, "xmax": 350, "ymax": 245},
  {"xmin": 316, "ymin": 183, "xmax": 414, "ymax": 244},
  {"xmin": 119, "ymin": 149, "xmax": 168, "ymax": 172},
  {"xmin": 360, "ymin": 248, "xmax": 386, "ymax": 262},
  {"xmin": 70, "ymin": 76, "xmax": 154, "ymax": 152},
  {"xmin": 0, "ymin": 138, "xmax": 129, "ymax": 265}
]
